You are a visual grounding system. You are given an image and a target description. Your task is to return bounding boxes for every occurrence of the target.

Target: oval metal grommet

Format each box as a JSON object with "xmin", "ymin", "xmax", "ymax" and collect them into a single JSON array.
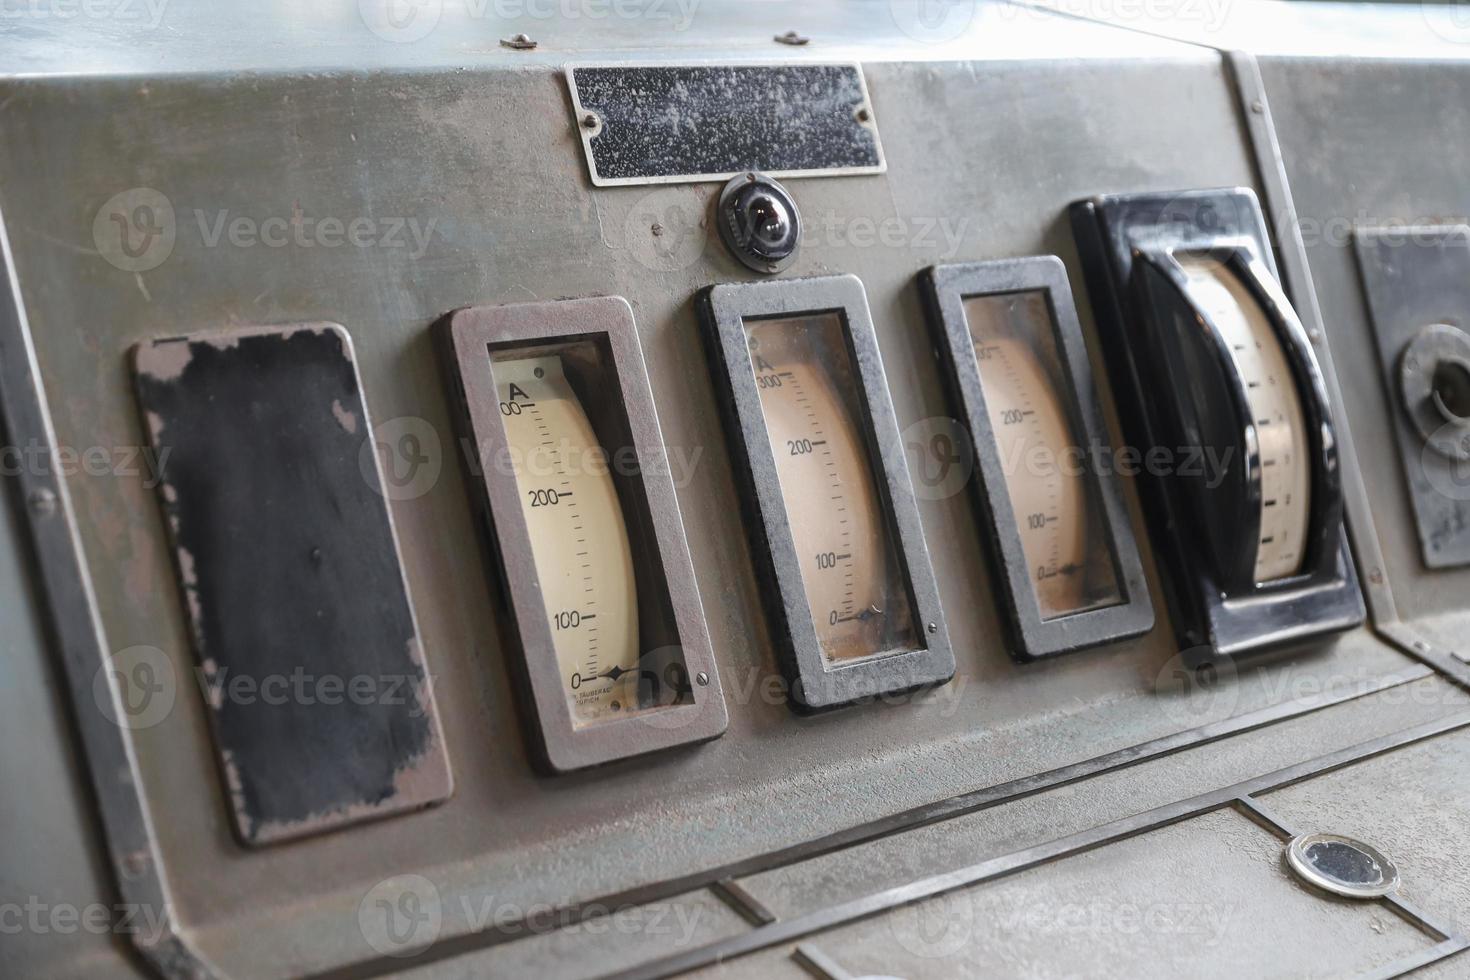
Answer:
[{"xmin": 1285, "ymin": 833, "xmax": 1400, "ymax": 899}]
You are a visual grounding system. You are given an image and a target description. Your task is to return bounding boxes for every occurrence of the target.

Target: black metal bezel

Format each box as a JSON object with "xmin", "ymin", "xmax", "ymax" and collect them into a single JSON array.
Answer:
[
  {"xmin": 919, "ymin": 257, "xmax": 1154, "ymax": 660},
  {"xmin": 1070, "ymin": 188, "xmax": 1364, "ymax": 663},
  {"xmin": 440, "ymin": 296, "xmax": 728, "ymax": 772},
  {"xmin": 697, "ymin": 274, "xmax": 955, "ymax": 711}
]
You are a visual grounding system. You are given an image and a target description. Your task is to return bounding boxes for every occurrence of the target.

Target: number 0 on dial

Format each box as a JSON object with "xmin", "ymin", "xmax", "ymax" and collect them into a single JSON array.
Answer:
[
  {"xmin": 700, "ymin": 274, "xmax": 954, "ymax": 711},
  {"xmin": 442, "ymin": 296, "xmax": 727, "ymax": 772}
]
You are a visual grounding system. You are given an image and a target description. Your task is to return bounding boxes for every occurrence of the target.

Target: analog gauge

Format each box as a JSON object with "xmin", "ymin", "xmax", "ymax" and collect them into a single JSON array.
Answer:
[
  {"xmin": 1177, "ymin": 255, "xmax": 1312, "ymax": 583},
  {"xmin": 494, "ymin": 354, "xmax": 640, "ymax": 724},
  {"xmin": 963, "ymin": 292, "xmax": 1122, "ymax": 620},
  {"xmin": 744, "ymin": 314, "xmax": 918, "ymax": 662}
]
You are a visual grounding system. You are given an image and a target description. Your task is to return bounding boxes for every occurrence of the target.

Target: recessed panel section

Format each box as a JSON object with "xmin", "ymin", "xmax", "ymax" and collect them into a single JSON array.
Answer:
[
  {"xmin": 443, "ymin": 297, "xmax": 727, "ymax": 771},
  {"xmin": 699, "ymin": 275, "xmax": 954, "ymax": 711},
  {"xmin": 921, "ymin": 258, "xmax": 1153, "ymax": 661},
  {"xmin": 133, "ymin": 324, "xmax": 452, "ymax": 846},
  {"xmin": 963, "ymin": 291, "xmax": 1122, "ymax": 620},
  {"xmin": 743, "ymin": 313, "xmax": 918, "ymax": 664}
]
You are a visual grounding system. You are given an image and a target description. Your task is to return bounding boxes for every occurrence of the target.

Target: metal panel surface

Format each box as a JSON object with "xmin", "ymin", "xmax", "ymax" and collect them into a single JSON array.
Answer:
[{"xmin": 0, "ymin": 6, "xmax": 1447, "ymax": 977}]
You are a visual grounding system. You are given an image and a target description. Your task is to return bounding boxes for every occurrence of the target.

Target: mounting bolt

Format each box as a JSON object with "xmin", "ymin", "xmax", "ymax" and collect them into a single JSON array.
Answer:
[
  {"xmin": 501, "ymin": 32, "xmax": 537, "ymax": 50},
  {"xmin": 696, "ymin": 671, "xmax": 710, "ymax": 686},
  {"xmin": 28, "ymin": 487, "xmax": 57, "ymax": 518},
  {"xmin": 775, "ymin": 30, "xmax": 809, "ymax": 46}
]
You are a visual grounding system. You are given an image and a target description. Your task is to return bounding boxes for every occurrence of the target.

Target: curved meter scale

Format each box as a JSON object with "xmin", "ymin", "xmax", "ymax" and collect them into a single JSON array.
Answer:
[
  {"xmin": 700, "ymin": 274, "xmax": 954, "ymax": 711},
  {"xmin": 495, "ymin": 355, "xmax": 640, "ymax": 723},
  {"xmin": 442, "ymin": 296, "xmax": 727, "ymax": 772},
  {"xmin": 922, "ymin": 257, "xmax": 1153, "ymax": 661},
  {"xmin": 1071, "ymin": 188, "xmax": 1364, "ymax": 662}
]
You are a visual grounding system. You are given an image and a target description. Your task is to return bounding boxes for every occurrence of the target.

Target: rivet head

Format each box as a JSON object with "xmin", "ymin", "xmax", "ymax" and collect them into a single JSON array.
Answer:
[
  {"xmin": 775, "ymin": 30, "xmax": 810, "ymax": 46},
  {"xmin": 28, "ymin": 487, "xmax": 57, "ymax": 517},
  {"xmin": 500, "ymin": 33, "xmax": 537, "ymax": 50}
]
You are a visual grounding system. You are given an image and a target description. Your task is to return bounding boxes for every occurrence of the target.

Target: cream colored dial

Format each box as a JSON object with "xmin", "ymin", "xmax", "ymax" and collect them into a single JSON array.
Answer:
[
  {"xmin": 497, "ymin": 355, "xmax": 640, "ymax": 723},
  {"xmin": 746, "ymin": 315, "xmax": 917, "ymax": 663},
  {"xmin": 1179, "ymin": 256, "xmax": 1312, "ymax": 583},
  {"xmin": 964, "ymin": 293, "xmax": 1120, "ymax": 620}
]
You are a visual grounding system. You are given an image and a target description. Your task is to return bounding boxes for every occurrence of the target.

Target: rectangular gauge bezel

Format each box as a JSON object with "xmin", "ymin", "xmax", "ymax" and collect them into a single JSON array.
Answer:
[
  {"xmin": 1071, "ymin": 187, "xmax": 1365, "ymax": 663},
  {"xmin": 698, "ymin": 274, "xmax": 955, "ymax": 711},
  {"xmin": 920, "ymin": 257, "xmax": 1155, "ymax": 660},
  {"xmin": 441, "ymin": 296, "xmax": 728, "ymax": 772}
]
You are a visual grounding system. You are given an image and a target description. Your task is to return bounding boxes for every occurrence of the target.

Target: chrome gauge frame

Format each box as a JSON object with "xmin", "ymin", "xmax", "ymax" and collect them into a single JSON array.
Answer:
[
  {"xmin": 920, "ymin": 257, "xmax": 1154, "ymax": 660},
  {"xmin": 698, "ymin": 274, "xmax": 955, "ymax": 711},
  {"xmin": 440, "ymin": 296, "xmax": 727, "ymax": 772},
  {"xmin": 1071, "ymin": 188, "xmax": 1365, "ymax": 663}
]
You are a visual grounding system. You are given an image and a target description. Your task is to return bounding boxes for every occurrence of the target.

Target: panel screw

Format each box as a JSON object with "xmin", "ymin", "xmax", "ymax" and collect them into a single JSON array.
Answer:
[
  {"xmin": 1369, "ymin": 567, "xmax": 1384, "ymax": 585},
  {"xmin": 501, "ymin": 33, "xmax": 537, "ymax": 50},
  {"xmin": 927, "ymin": 622, "xmax": 938, "ymax": 634},
  {"xmin": 1251, "ymin": 99, "xmax": 1265, "ymax": 115},
  {"xmin": 28, "ymin": 487, "xmax": 57, "ymax": 518},
  {"xmin": 122, "ymin": 849, "xmax": 150, "ymax": 877},
  {"xmin": 775, "ymin": 30, "xmax": 809, "ymax": 46},
  {"xmin": 855, "ymin": 106, "xmax": 871, "ymax": 123},
  {"xmin": 696, "ymin": 671, "xmax": 709, "ymax": 686},
  {"xmin": 581, "ymin": 112, "xmax": 599, "ymax": 129}
]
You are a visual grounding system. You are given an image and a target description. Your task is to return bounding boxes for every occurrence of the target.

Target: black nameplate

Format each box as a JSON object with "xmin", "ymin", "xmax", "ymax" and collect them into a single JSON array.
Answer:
[
  {"xmin": 567, "ymin": 63, "xmax": 885, "ymax": 186},
  {"xmin": 134, "ymin": 324, "xmax": 451, "ymax": 846}
]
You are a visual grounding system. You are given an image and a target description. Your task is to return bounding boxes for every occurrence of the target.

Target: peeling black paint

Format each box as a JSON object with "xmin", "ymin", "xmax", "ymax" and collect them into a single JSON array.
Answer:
[{"xmin": 134, "ymin": 325, "xmax": 448, "ymax": 845}]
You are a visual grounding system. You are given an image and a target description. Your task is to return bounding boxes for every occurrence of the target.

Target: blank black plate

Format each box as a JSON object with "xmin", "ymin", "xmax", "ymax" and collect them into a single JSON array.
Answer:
[
  {"xmin": 568, "ymin": 63, "xmax": 885, "ymax": 186},
  {"xmin": 134, "ymin": 324, "xmax": 451, "ymax": 846}
]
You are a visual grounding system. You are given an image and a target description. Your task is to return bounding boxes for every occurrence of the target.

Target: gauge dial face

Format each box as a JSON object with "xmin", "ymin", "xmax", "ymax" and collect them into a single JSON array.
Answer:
[
  {"xmin": 1179, "ymin": 256, "xmax": 1312, "ymax": 583},
  {"xmin": 963, "ymin": 292, "xmax": 1122, "ymax": 620},
  {"xmin": 744, "ymin": 314, "xmax": 919, "ymax": 663},
  {"xmin": 495, "ymin": 354, "xmax": 640, "ymax": 724}
]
